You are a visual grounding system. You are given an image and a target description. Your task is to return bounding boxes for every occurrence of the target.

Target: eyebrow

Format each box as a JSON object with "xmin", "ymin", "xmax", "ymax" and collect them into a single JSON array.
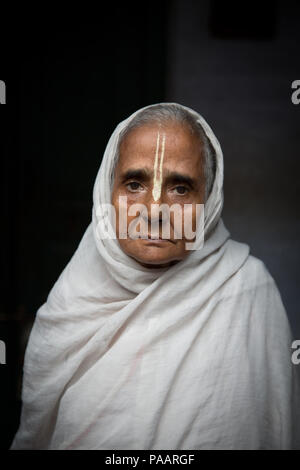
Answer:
[
  {"xmin": 120, "ymin": 168, "xmax": 198, "ymax": 189},
  {"xmin": 121, "ymin": 168, "xmax": 151, "ymax": 182},
  {"xmin": 165, "ymin": 171, "xmax": 197, "ymax": 189}
]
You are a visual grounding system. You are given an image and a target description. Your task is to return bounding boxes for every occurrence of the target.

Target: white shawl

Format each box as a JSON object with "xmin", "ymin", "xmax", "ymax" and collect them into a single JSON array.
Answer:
[{"xmin": 11, "ymin": 103, "xmax": 300, "ymax": 450}]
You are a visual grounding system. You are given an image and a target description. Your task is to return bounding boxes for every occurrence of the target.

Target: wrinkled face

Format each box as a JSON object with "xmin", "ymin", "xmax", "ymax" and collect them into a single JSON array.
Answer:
[{"xmin": 111, "ymin": 122, "xmax": 205, "ymax": 268}]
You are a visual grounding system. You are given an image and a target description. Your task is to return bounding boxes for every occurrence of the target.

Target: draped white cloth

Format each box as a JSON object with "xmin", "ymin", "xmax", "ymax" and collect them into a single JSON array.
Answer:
[{"xmin": 11, "ymin": 103, "xmax": 300, "ymax": 450}]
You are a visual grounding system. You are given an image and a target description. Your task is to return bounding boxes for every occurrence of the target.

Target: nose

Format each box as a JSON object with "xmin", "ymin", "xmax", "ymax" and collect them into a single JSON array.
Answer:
[
  {"xmin": 142, "ymin": 186, "xmax": 166, "ymax": 224},
  {"xmin": 139, "ymin": 186, "xmax": 173, "ymax": 242}
]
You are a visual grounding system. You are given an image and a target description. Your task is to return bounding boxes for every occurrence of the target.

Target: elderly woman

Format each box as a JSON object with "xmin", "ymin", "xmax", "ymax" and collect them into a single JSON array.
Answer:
[{"xmin": 11, "ymin": 103, "xmax": 300, "ymax": 450}]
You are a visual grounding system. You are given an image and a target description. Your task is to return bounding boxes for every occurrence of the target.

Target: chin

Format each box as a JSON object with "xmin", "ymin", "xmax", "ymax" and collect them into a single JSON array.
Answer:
[
  {"xmin": 133, "ymin": 253, "xmax": 174, "ymax": 266},
  {"xmin": 129, "ymin": 246, "xmax": 182, "ymax": 267},
  {"xmin": 138, "ymin": 257, "xmax": 172, "ymax": 266},
  {"xmin": 134, "ymin": 257, "xmax": 180, "ymax": 269},
  {"xmin": 118, "ymin": 239, "xmax": 186, "ymax": 267}
]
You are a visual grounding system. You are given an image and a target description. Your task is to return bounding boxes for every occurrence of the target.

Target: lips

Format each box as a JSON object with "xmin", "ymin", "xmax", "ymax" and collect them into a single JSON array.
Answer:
[
  {"xmin": 146, "ymin": 237, "xmax": 166, "ymax": 240},
  {"xmin": 140, "ymin": 236, "xmax": 174, "ymax": 243}
]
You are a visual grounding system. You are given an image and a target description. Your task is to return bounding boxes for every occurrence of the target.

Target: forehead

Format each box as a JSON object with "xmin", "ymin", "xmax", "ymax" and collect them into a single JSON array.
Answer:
[{"xmin": 117, "ymin": 122, "xmax": 203, "ymax": 172}]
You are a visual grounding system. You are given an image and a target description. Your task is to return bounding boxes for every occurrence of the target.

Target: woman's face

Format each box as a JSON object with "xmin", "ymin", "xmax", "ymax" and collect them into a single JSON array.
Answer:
[{"xmin": 111, "ymin": 122, "xmax": 205, "ymax": 268}]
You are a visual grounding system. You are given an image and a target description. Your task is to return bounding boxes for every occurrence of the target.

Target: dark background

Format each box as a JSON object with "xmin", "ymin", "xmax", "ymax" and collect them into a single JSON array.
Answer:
[{"xmin": 0, "ymin": 0, "xmax": 299, "ymax": 450}]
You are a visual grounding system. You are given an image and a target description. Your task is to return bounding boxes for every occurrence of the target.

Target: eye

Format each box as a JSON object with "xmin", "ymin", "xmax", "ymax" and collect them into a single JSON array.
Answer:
[
  {"xmin": 174, "ymin": 186, "xmax": 188, "ymax": 195},
  {"xmin": 126, "ymin": 181, "xmax": 142, "ymax": 192}
]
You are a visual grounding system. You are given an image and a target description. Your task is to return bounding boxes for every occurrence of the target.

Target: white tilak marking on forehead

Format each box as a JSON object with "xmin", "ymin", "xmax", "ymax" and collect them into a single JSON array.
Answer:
[{"xmin": 152, "ymin": 132, "xmax": 166, "ymax": 201}]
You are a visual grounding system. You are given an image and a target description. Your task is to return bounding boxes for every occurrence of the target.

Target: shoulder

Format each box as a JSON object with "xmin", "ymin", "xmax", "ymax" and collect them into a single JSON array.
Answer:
[
  {"xmin": 222, "ymin": 246, "xmax": 287, "ymax": 318},
  {"xmin": 229, "ymin": 251, "xmax": 290, "ymax": 332},
  {"xmin": 229, "ymin": 247, "xmax": 276, "ymax": 292}
]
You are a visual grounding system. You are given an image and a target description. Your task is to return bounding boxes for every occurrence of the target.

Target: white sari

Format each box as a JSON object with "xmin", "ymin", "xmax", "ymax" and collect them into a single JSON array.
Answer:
[{"xmin": 11, "ymin": 103, "xmax": 300, "ymax": 450}]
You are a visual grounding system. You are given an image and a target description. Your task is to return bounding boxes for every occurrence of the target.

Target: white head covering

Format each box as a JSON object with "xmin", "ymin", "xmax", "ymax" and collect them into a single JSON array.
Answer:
[
  {"xmin": 91, "ymin": 102, "xmax": 228, "ymax": 293},
  {"xmin": 11, "ymin": 103, "xmax": 299, "ymax": 450}
]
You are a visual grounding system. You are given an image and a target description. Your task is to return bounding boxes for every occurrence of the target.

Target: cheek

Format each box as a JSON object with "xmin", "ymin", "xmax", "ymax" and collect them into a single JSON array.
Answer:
[
  {"xmin": 113, "ymin": 199, "xmax": 146, "ymax": 238},
  {"xmin": 112, "ymin": 188, "xmax": 144, "ymax": 210},
  {"xmin": 111, "ymin": 188, "xmax": 119, "ymax": 210},
  {"xmin": 173, "ymin": 204, "xmax": 199, "ymax": 237},
  {"xmin": 169, "ymin": 204, "xmax": 196, "ymax": 226}
]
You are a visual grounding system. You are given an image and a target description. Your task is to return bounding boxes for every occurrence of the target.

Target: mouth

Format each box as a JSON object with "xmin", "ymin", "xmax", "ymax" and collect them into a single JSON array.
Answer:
[{"xmin": 140, "ymin": 236, "xmax": 174, "ymax": 244}]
